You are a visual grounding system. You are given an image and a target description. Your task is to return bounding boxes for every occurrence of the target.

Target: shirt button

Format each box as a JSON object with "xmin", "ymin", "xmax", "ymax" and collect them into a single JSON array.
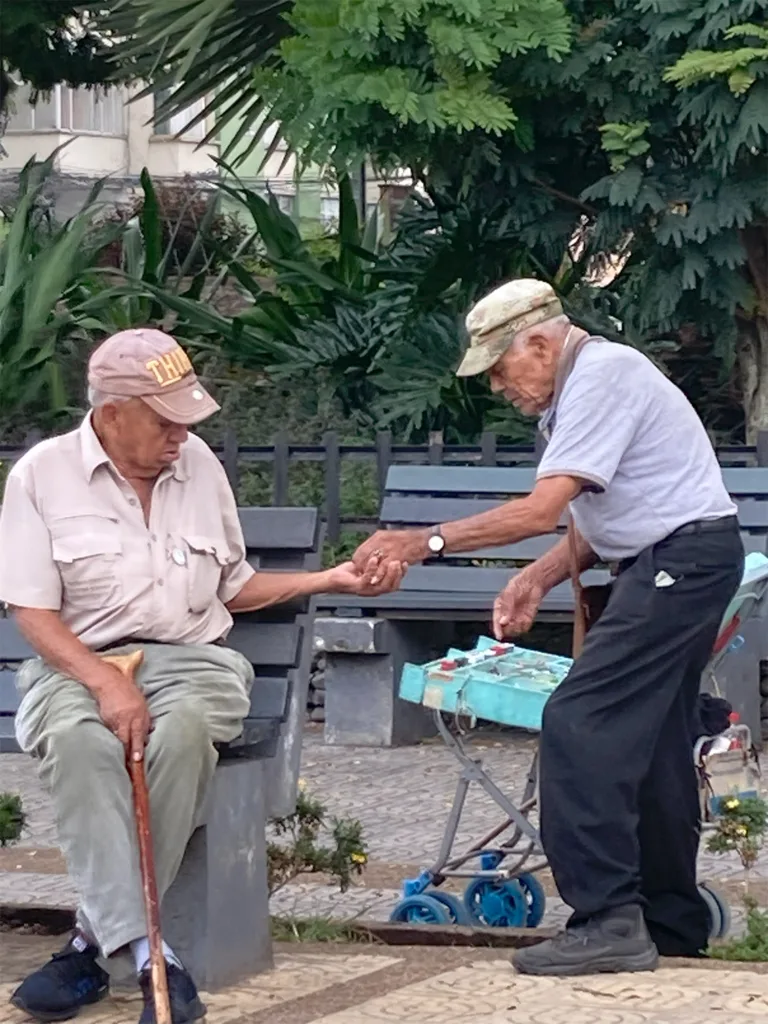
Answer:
[
  {"xmin": 129, "ymin": 498, "xmax": 138, "ymax": 506},
  {"xmin": 157, "ymin": 580, "xmax": 164, "ymax": 587},
  {"xmin": 151, "ymin": 533, "xmax": 157, "ymax": 542}
]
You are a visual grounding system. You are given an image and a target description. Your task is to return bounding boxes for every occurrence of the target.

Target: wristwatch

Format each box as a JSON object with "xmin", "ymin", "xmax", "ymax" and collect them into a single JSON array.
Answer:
[{"xmin": 427, "ymin": 526, "xmax": 446, "ymax": 558}]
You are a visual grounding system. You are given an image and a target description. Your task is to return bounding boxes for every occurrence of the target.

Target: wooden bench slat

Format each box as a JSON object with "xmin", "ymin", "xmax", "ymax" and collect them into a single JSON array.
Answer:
[
  {"xmin": 238, "ymin": 507, "xmax": 320, "ymax": 551},
  {"xmin": 0, "ymin": 669, "xmax": 19, "ymax": 712},
  {"xmin": 398, "ymin": 565, "xmax": 610, "ymax": 594},
  {"xmin": 387, "ymin": 465, "xmax": 535, "ymax": 494},
  {"xmin": 248, "ymin": 676, "xmax": 290, "ymax": 720},
  {"xmin": 387, "ymin": 465, "xmax": 768, "ymax": 498},
  {"xmin": 227, "ymin": 620, "xmax": 303, "ymax": 667},
  {"xmin": 0, "ymin": 619, "xmax": 37, "ymax": 661},
  {"xmin": 382, "ymin": 496, "xmax": 506, "ymax": 524}
]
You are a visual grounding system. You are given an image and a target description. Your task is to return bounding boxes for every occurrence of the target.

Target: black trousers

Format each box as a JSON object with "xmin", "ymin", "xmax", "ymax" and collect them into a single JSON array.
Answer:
[{"xmin": 539, "ymin": 519, "xmax": 744, "ymax": 956}]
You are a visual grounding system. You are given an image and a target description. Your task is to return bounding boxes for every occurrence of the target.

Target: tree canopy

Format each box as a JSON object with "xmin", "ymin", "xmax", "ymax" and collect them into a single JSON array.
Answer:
[{"xmin": 0, "ymin": 3, "xmax": 117, "ymax": 111}]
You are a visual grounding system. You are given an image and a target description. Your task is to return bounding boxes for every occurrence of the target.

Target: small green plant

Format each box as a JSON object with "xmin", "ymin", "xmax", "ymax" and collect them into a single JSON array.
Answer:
[
  {"xmin": 707, "ymin": 796, "xmax": 768, "ymax": 880},
  {"xmin": 270, "ymin": 916, "xmax": 371, "ymax": 944},
  {"xmin": 710, "ymin": 899, "xmax": 768, "ymax": 962},
  {"xmin": 707, "ymin": 794, "xmax": 768, "ymax": 961},
  {"xmin": 267, "ymin": 786, "xmax": 367, "ymax": 897},
  {"xmin": 0, "ymin": 793, "xmax": 25, "ymax": 846}
]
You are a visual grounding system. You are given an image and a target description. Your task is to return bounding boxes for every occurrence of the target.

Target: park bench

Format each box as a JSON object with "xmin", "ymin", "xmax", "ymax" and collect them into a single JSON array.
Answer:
[
  {"xmin": 0, "ymin": 506, "xmax": 322, "ymax": 991},
  {"xmin": 317, "ymin": 465, "xmax": 768, "ymax": 747}
]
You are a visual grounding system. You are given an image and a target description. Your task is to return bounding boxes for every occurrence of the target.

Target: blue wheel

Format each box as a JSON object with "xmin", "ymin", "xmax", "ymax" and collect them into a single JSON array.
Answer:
[
  {"xmin": 389, "ymin": 894, "xmax": 451, "ymax": 925},
  {"xmin": 425, "ymin": 890, "xmax": 473, "ymax": 926},
  {"xmin": 517, "ymin": 873, "xmax": 547, "ymax": 928},
  {"xmin": 699, "ymin": 882, "xmax": 731, "ymax": 939},
  {"xmin": 698, "ymin": 884, "xmax": 723, "ymax": 940},
  {"xmin": 463, "ymin": 878, "xmax": 528, "ymax": 928}
]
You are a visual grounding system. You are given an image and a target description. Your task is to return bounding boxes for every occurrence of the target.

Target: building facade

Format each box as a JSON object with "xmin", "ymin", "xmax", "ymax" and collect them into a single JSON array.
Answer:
[{"xmin": 0, "ymin": 82, "xmax": 219, "ymax": 218}]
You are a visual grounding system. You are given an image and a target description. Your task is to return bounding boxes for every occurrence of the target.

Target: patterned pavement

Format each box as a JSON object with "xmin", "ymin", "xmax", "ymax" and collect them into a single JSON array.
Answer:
[
  {"xmin": 2, "ymin": 729, "xmax": 768, "ymax": 1023},
  {"xmin": 0, "ymin": 729, "xmax": 762, "ymax": 920}
]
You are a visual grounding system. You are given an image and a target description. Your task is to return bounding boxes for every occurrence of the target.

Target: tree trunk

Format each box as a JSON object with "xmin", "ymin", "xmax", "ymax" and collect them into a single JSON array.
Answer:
[{"xmin": 738, "ymin": 225, "xmax": 768, "ymax": 443}]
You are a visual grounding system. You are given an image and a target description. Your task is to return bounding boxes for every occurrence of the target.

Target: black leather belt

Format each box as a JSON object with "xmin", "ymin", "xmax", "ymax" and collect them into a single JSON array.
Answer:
[
  {"xmin": 613, "ymin": 515, "xmax": 739, "ymax": 575},
  {"xmin": 96, "ymin": 637, "xmax": 225, "ymax": 653},
  {"xmin": 669, "ymin": 515, "xmax": 738, "ymax": 537}
]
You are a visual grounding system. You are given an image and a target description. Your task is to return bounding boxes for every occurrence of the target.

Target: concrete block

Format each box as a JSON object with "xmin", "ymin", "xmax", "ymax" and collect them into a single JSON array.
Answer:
[
  {"xmin": 163, "ymin": 759, "xmax": 273, "ymax": 990},
  {"xmin": 322, "ymin": 619, "xmax": 453, "ymax": 747}
]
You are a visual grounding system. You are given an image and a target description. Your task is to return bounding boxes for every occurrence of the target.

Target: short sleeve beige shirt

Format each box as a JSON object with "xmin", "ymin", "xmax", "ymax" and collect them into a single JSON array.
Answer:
[{"xmin": 0, "ymin": 416, "xmax": 255, "ymax": 649}]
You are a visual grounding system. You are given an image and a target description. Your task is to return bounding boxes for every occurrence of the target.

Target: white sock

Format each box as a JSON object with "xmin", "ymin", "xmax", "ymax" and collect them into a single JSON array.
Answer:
[{"xmin": 130, "ymin": 937, "xmax": 183, "ymax": 973}]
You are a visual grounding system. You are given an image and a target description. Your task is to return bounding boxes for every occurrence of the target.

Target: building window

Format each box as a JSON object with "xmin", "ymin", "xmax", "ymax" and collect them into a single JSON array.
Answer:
[
  {"xmin": 6, "ymin": 83, "xmax": 125, "ymax": 135},
  {"xmin": 320, "ymin": 196, "xmax": 340, "ymax": 226},
  {"xmin": 154, "ymin": 89, "xmax": 206, "ymax": 141}
]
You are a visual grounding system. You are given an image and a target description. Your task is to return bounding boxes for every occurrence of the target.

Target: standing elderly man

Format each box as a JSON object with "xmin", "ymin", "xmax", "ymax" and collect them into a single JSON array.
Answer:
[
  {"xmin": 354, "ymin": 279, "xmax": 743, "ymax": 976},
  {"xmin": 0, "ymin": 329, "xmax": 403, "ymax": 1024}
]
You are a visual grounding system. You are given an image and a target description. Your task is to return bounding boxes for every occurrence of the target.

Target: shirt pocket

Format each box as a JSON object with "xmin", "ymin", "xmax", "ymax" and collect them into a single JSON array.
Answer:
[
  {"xmin": 182, "ymin": 534, "xmax": 231, "ymax": 614},
  {"xmin": 49, "ymin": 515, "xmax": 123, "ymax": 607}
]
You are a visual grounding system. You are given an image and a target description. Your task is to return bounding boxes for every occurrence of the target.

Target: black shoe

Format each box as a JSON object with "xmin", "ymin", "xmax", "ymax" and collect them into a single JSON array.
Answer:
[
  {"xmin": 138, "ymin": 962, "xmax": 206, "ymax": 1024},
  {"xmin": 513, "ymin": 904, "xmax": 660, "ymax": 977},
  {"xmin": 9, "ymin": 935, "xmax": 109, "ymax": 1022}
]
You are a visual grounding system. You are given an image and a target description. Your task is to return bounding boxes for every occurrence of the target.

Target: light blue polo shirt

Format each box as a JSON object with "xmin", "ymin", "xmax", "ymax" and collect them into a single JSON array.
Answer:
[{"xmin": 536, "ymin": 340, "xmax": 737, "ymax": 560}]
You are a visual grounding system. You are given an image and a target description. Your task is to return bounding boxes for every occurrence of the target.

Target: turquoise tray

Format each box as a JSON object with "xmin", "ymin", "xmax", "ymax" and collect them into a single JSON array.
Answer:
[
  {"xmin": 398, "ymin": 637, "xmax": 573, "ymax": 732},
  {"xmin": 398, "ymin": 553, "xmax": 768, "ymax": 732}
]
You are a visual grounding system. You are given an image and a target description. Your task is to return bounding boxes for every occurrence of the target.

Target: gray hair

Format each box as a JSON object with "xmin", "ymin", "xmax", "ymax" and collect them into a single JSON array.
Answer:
[{"xmin": 87, "ymin": 387, "xmax": 132, "ymax": 408}]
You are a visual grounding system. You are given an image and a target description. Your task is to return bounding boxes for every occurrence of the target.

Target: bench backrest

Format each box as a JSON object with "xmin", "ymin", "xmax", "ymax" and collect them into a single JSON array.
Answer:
[
  {"xmin": 0, "ymin": 506, "xmax": 322, "ymax": 819},
  {"xmin": 375, "ymin": 464, "xmax": 768, "ymax": 600}
]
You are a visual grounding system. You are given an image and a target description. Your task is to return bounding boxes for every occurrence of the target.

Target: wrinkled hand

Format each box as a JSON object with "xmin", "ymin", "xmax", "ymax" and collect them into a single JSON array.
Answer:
[
  {"xmin": 326, "ymin": 556, "xmax": 407, "ymax": 597},
  {"xmin": 493, "ymin": 571, "xmax": 547, "ymax": 640},
  {"xmin": 353, "ymin": 530, "xmax": 428, "ymax": 573},
  {"xmin": 93, "ymin": 665, "xmax": 152, "ymax": 763}
]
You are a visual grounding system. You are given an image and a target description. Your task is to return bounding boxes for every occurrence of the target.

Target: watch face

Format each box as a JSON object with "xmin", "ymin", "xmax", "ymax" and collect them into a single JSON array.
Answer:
[{"xmin": 428, "ymin": 533, "xmax": 445, "ymax": 553}]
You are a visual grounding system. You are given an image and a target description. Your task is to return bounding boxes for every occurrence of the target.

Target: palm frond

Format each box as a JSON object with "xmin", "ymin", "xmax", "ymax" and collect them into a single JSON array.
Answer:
[{"xmin": 105, "ymin": 0, "xmax": 293, "ymax": 164}]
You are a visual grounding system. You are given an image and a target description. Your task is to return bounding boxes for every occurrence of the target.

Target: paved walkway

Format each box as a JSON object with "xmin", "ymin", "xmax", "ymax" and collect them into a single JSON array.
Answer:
[
  {"xmin": 2, "ymin": 729, "xmax": 768, "ymax": 1022},
  {"xmin": 0, "ymin": 729, "xmax": 761, "ymax": 925},
  {"xmin": 2, "ymin": 933, "xmax": 768, "ymax": 1024}
]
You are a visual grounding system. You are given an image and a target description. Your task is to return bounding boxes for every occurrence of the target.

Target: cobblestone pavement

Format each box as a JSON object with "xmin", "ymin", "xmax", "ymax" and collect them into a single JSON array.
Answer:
[
  {"xmin": 3, "ymin": 933, "xmax": 768, "ymax": 1024},
  {"xmin": 0, "ymin": 729, "xmax": 764, "ymax": 926}
]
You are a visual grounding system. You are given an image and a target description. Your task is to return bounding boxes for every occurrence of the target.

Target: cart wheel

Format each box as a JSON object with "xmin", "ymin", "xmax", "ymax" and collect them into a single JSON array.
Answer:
[
  {"xmin": 517, "ymin": 873, "xmax": 547, "ymax": 928},
  {"xmin": 425, "ymin": 890, "xmax": 473, "ymax": 926},
  {"xmin": 699, "ymin": 882, "xmax": 732, "ymax": 939},
  {"xmin": 698, "ymin": 883, "xmax": 724, "ymax": 941},
  {"xmin": 389, "ymin": 894, "xmax": 451, "ymax": 925},
  {"xmin": 463, "ymin": 878, "xmax": 527, "ymax": 928}
]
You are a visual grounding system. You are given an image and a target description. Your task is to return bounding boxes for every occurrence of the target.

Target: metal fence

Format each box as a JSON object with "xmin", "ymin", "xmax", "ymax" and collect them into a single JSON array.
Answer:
[{"xmin": 5, "ymin": 428, "xmax": 767, "ymax": 545}]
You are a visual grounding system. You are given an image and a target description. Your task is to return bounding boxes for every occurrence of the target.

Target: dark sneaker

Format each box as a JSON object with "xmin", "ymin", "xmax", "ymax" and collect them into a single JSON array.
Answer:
[
  {"xmin": 513, "ymin": 904, "xmax": 659, "ymax": 977},
  {"xmin": 10, "ymin": 935, "xmax": 109, "ymax": 1021},
  {"xmin": 138, "ymin": 963, "xmax": 206, "ymax": 1024}
]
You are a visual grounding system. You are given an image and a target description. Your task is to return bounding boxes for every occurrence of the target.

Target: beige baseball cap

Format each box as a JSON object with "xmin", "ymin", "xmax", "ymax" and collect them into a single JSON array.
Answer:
[
  {"xmin": 88, "ymin": 328, "xmax": 220, "ymax": 425},
  {"xmin": 456, "ymin": 279, "xmax": 563, "ymax": 377}
]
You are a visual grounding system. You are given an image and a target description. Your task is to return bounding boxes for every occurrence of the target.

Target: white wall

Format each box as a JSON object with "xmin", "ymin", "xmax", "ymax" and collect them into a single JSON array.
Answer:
[{"xmin": 1, "ymin": 83, "xmax": 219, "ymax": 180}]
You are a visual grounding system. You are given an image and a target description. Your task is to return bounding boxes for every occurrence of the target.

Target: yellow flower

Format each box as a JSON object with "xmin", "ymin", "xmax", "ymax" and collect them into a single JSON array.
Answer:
[
  {"xmin": 737, "ymin": 826, "xmax": 748, "ymax": 836},
  {"xmin": 297, "ymin": 778, "xmax": 307, "ymax": 792},
  {"xmin": 724, "ymin": 798, "xmax": 740, "ymax": 810},
  {"xmin": 351, "ymin": 853, "xmax": 367, "ymax": 864}
]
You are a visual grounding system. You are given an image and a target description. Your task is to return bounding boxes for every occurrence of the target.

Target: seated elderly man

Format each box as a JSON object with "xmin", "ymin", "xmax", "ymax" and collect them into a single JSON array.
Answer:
[{"xmin": 0, "ymin": 329, "xmax": 403, "ymax": 1024}]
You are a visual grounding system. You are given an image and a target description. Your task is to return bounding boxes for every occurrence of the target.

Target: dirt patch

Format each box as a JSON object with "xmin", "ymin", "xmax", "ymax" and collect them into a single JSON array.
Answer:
[{"xmin": 0, "ymin": 848, "xmax": 66, "ymax": 875}]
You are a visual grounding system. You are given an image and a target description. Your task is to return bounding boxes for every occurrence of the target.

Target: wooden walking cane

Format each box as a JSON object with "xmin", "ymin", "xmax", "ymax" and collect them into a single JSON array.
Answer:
[
  {"xmin": 567, "ymin": 516, "xmax": 614, "ymax": 658},
  {"xmin": 102, "ymin": 649, "xmax": 172, "ymax": 1024}
]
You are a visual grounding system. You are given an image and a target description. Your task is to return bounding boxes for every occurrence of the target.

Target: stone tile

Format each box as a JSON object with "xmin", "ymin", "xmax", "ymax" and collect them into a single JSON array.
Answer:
[
  {"xmin": 1, "ymin": 734, "xmax": 764, "ymax": 922},
  {"xmin": 1, "ymin": 951, "xmax": 402, "ymax": 1024},
  {"xmin": 308, "ymin": 963, "xmax": 768, "ymax": 1024},
  {"xmin": 0, "ymin": 870, "xmax": 77, "ymax": 907}
]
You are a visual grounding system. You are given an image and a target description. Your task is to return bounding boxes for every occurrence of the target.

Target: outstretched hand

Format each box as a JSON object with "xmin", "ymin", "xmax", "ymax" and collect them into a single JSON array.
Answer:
[{"xmin": 326, "ymin": 556, "xmax": 407, "ymax": 597}]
